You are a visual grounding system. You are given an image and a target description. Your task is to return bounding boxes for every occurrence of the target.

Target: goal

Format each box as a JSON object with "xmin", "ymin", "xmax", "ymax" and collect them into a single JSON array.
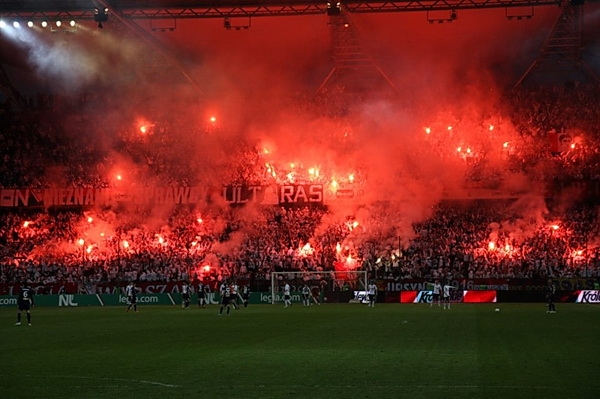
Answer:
[{"xmin": 270, "ymin": 270, "xmax": 368, "ymax": 305}]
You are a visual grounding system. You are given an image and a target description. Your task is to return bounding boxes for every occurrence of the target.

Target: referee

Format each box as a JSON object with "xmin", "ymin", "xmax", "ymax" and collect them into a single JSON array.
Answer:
[{"xmin": 545, "ymin": 278, "xmax": 556, "ymax": 314}]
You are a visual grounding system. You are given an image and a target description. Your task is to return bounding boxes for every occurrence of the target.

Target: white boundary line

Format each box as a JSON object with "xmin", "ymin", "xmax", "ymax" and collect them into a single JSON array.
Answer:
[
  {"xmin": 23, "ymin": 374, "xmax": 180, "ymax": 388},
  {"xmin": 19, "ymin": 376, "xmax": 600, "ymax": 391}
]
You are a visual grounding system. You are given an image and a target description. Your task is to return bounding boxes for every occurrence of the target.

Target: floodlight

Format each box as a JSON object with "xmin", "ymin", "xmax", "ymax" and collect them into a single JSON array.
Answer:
[
  {"xmin": 94, "ymin": 7, "xmax": 109, "ymax": 22},
  {"xmin": 326, "ymin": 1, "xmax": 341, "ymax": 16},
  {"xmin": 94, "ymin": 7, "xmax": 109, "ymax": 28}
]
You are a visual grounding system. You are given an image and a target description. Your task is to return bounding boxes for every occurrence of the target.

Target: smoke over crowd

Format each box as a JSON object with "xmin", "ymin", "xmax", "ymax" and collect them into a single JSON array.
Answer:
[{"xmin": 0, "ymin": 4, "xmax": 599, "ymax": 286}]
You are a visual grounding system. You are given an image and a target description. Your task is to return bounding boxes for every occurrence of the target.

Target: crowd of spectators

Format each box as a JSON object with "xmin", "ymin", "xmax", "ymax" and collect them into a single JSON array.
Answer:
[
  {"xmin": 2, "ymin": 83, "xmax": 600, "ymax": 190},
  {"xmin": 1, "ymin": 83, "xmax": 599, "ymax": 291},
  {"xmin": 0, "ymin": 199, "xmax": 598, "ymax": 291}
]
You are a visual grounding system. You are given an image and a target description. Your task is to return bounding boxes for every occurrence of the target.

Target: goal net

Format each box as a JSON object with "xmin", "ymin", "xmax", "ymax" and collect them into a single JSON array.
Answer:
[{"xmin": 270, "ymin": 270, "xmax": 368, "ymax": 305}]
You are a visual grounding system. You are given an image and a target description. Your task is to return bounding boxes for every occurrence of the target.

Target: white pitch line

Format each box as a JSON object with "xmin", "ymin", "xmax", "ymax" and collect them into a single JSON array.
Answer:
[
  {"xmin": 187, "ymin": 384, "xmax": 599, "ymax": 391},
  {"xmin": 136, "ymin": 379, "xmax": 180, "ymax": 388},
  {"xmin": 22, "ymin": 374, "xmax": 180, "ymax": 388},
  {"xmin": 19, "ymin": 377, "xmax": 600, "ymax": 392},
  {"xmin": 28, "ymin": 385, "xmax": 127, "ymax": 389}
]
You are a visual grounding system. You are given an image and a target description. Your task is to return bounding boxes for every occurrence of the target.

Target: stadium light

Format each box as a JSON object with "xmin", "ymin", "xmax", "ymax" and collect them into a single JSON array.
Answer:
[
  {"xmin": 56, "ymin": 20, "xmax": 62, "ymax": 27},
  {"xmin": 326, "ymin": 1, "xmax": 342, "ymax": 16},
  {"xmin": 94, "ymin": 7, "xmax": 109, "ymax": 29},
  {"xmin": 41, "ymin": 21, "xmax": 48, "ymax": 28},
  {"xmin": 0, "ymin": 21, "xmax": 5, "ymax": 29},
  {"xmin": 70, "ymin": 20, "xmax": 76, "ymax": 27},
  {"xmin": 13, "ymin": 21, "xmax": 20, "ymax": 28},
  {"xmin": 27, "ymin": 21, "xmax": 34, "ymax": 28}
]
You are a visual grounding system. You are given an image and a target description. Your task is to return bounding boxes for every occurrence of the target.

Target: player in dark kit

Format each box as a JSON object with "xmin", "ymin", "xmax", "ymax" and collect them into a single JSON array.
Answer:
[
  {"xmin": 16, "ymin": 283, "xmax": 34, "ymax": 326},
  {"xmin": 241, "ymin": 285, "xmax": 250, "ymax": 308},
  {"xmin": 545, "ymin": 278, "xmax": 556, "ymax": 313},
  {"xmin": 197, "ymin": 282, "xmax": 208, "ymax": 308},
  {"xmin": 219, "ymin": 280, "xmax": 232, "ymax": 316}
]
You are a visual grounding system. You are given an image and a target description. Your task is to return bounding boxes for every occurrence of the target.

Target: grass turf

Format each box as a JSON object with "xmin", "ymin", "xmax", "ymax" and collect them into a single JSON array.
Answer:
[{"xmin": 1, "ymin": 302, "xmax": 599, "ymax": 399}]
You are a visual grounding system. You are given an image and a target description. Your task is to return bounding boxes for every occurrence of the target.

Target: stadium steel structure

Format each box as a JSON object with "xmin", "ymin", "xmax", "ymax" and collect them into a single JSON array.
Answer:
[
  {"xmin": 0, "ymin": 0, "xmax": 570, "ymax": 19},
  {"xmin": 516, "ymin": 2, "xmax": 599, "ymax": 86},
  {"xmin": 0, "ymin": 0, "xmax": 598, "ymax": 105}
]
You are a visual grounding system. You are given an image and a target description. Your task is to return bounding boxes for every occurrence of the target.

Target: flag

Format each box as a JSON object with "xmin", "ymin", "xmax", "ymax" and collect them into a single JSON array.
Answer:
[{"xmin": 548, "ymin": 130, "xmax": 572, "ymax": 155}]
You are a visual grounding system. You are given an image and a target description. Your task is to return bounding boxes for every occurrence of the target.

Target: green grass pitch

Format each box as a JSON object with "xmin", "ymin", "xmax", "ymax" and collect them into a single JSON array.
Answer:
[{"xmin": 1, "ymin": 303, "xmax": 599, "ymax": 399}]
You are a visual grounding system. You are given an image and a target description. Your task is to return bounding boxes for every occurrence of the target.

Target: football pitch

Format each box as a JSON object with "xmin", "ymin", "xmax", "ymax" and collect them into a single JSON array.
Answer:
[{"xmin": 1, "ymin": 303, "xmax": 599, "ymax": 399}]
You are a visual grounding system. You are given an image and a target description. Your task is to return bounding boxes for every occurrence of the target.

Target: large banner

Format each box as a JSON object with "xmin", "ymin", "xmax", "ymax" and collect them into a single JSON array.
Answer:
[
  {"xmin": 0, "ymin": 184, "xmax": 325, "ymax": 208},
  {"xmin": 95, "ymin": 281, "xmax": 191, "ymax": 295},
  {"xmin": 0, "ymin": 282, "xmax": 78, "ymax": 296},
  {"xmin": 9, "ymin": 181, "xmax": 600, "ymax": 207}
]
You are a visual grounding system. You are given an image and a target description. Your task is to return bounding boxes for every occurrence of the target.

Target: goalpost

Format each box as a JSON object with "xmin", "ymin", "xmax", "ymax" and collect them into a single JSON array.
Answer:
[{"xmin": 270, "ymin": 270, "xmax": 368, "ymax": 305}]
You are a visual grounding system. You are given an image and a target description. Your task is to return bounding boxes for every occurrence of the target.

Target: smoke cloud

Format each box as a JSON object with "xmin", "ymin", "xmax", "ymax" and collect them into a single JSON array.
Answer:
[{"xmin": 0, "ymin": 4, "xmax": 598, "ymax": 258}]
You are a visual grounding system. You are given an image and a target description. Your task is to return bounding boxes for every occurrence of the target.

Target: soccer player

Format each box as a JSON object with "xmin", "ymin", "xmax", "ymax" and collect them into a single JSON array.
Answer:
[
  {"xmin": 545, "ymin": 278, "xmax": 556, "ymax": 313},
  {"xmin": 429, "ymin": 280, "xmax": 442, "ymax": 307},
  {"xmin": 126, "ymin": 281, "xmax": 139, "ymax": 312},
  {"xmin": 16, "ymin": 282, "xmax": 34, "ymax": 326},
  {"xmin": 301, "ymin": 284, "xmax": 311, "ymax": 307},
  {"xmin": 229, "ymin": 280, "xmax": 240, "ymax": 310},
  {"xmin": 442, "ymin": 283, "xmax": 455, "ymax": 310},
  {"xmin": 367, "ymin": 280, "xmax": 377, "ymax": 307},
  {"xmin": 181, "ymin": 281, "xmax": 191, "ymax": 309},
  {"xmin": 197, "ymin": 282, "xmax": 207, "ymax": 308},
  {"xmin": 318, "ymin": 279, "xmax": 327, "ymax": 304},
  {"xmin": 240, "ymin": 284, "xmax": 251, "ymax": 308},
  {"xmin": 218, "ymin": 280, "xmax": 232, "ymax": 316},
  {"xmin": 283, "ymin": 281, "xmax": 292, "ymax": 307},
  {"xmin": 311, "ymin": 285, "xmax": 321, "ymax": 305}
]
